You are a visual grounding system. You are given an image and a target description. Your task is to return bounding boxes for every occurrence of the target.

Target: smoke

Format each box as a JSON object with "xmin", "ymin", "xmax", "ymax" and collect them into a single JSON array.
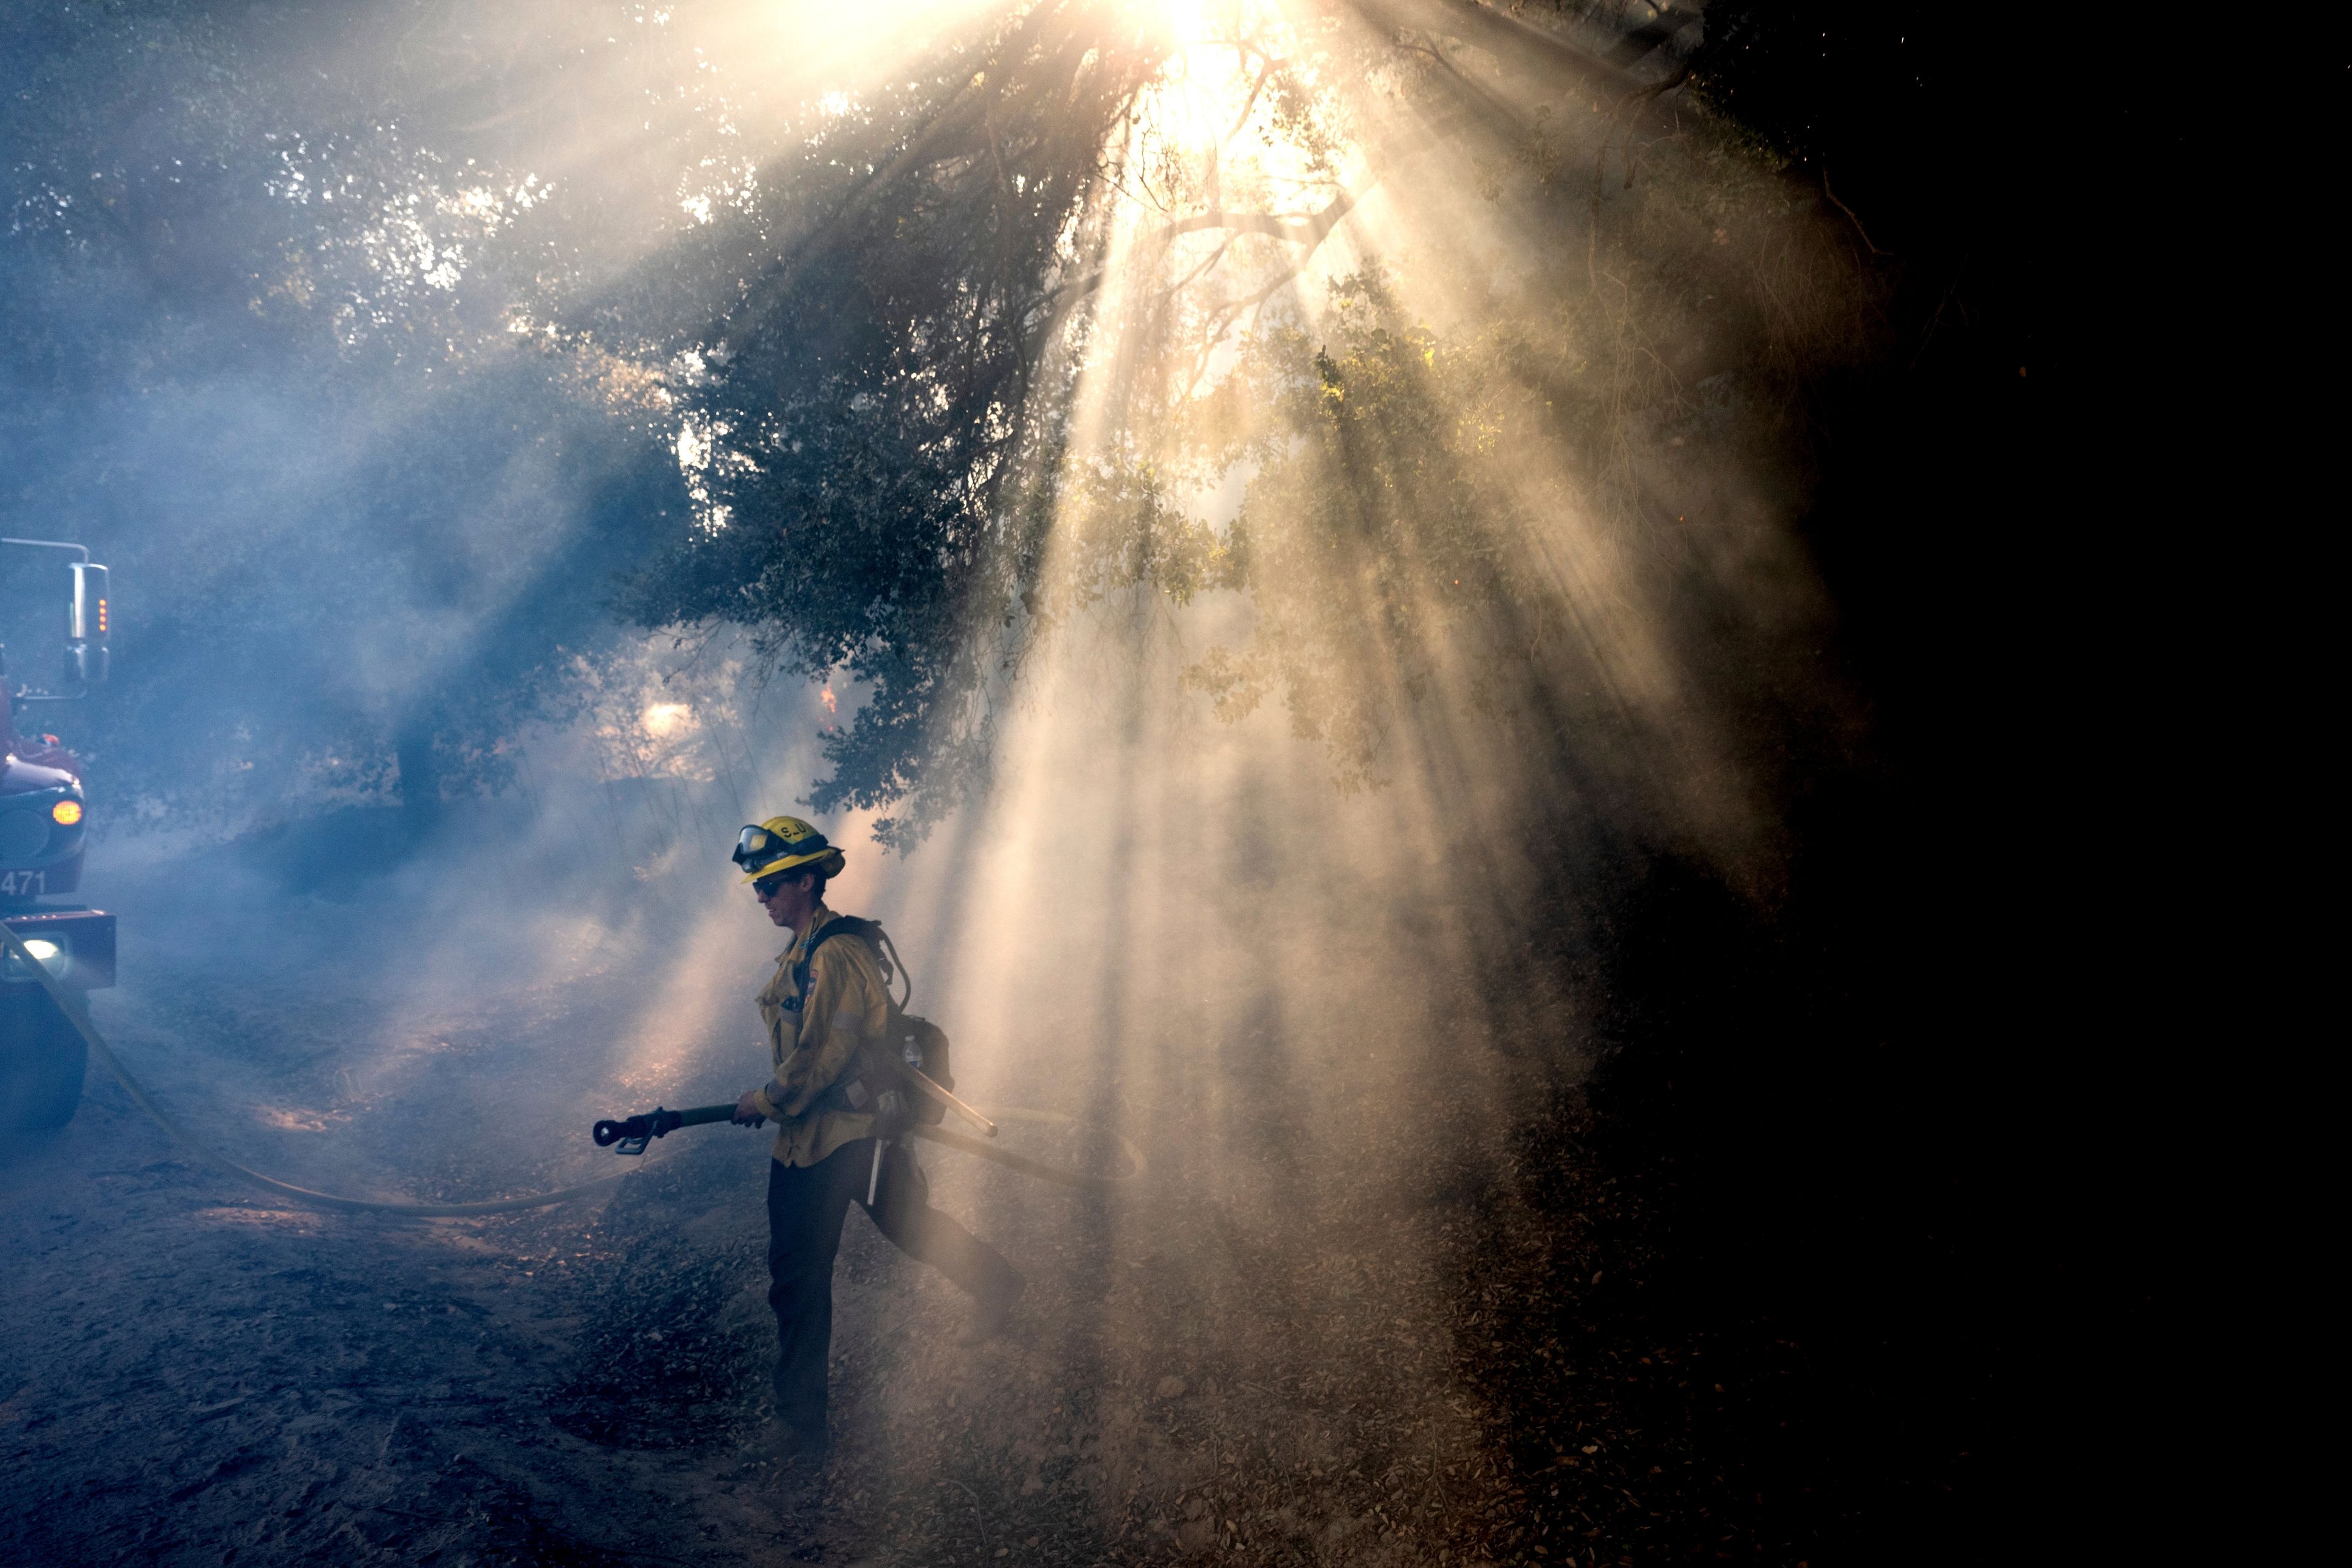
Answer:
[
  {"xmin": 0, "ymin": 0, "xmax": 1016, "ymax": 832},
  {"xmin": 7, "ymin": 1, "xmax": 1901, "ymax": 1557}
]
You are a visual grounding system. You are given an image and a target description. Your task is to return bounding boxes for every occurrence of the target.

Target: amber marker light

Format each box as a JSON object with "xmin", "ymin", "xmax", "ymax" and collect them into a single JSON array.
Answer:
[{"xmin": 51, "ymin": 800, "xmax": 83, "ymax": 826}]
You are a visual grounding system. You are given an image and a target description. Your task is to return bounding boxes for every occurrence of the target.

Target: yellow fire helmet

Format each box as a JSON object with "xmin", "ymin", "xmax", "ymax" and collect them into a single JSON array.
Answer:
[{"xmin": 733, "ymin": 815, "xmax": 846, "ymax": 883}]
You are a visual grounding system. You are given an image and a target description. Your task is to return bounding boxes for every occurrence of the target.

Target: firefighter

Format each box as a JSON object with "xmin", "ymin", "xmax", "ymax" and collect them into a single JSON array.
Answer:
[{"xmin": 729, "ymin": 816, "xmax": 1023, "ymax": 1461}]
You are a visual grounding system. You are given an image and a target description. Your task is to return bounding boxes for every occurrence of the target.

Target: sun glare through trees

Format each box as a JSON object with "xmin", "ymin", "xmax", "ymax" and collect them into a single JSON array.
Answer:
[{"xmin": 2, "ymin": 1, "xmax": 2082, "ymax": 1561}]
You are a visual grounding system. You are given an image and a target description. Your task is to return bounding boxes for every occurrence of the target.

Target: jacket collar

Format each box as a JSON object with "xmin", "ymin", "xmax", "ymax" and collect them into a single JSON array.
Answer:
[{"xmin": 778, "ymin": 902, "xmax": 837, "ymax": 965}]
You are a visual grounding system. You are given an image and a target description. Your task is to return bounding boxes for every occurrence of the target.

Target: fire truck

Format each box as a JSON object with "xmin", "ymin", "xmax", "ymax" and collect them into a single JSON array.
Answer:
[{"xmin": 0, "ymin": 538, "xmax": 113, "ymax": 1129}]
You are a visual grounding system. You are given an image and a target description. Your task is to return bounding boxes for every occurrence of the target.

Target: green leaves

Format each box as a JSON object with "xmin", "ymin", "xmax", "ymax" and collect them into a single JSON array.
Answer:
[
  {"xmin": 1166, "ymin": 274, "xmax": 1536, "ymax": 788},
  {"xmin": 611, "ymin": 1, "xmax": 1871, "ymax": 848}
]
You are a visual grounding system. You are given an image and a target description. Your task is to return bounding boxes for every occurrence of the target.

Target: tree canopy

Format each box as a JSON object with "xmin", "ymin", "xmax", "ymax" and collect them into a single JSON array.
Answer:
[
  {"xmin": 3, "ymin": 0, "xmax": 1920, "ymax": 848},
  {"xmin": 611, "ymin": 0, "xmax": 1872, "ymax": 848}
]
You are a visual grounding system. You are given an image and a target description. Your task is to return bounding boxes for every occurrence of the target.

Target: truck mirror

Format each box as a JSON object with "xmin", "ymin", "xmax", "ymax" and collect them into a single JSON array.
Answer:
[{"xmin": 65, "ymin": 563, "xmax": 108, "ymax": 687}]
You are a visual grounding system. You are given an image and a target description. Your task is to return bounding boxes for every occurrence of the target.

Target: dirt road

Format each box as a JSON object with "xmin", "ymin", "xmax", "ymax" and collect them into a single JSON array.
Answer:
[{"xmin": 0, "ymin": 887, "xmax": 1540, "ymax": 1566}]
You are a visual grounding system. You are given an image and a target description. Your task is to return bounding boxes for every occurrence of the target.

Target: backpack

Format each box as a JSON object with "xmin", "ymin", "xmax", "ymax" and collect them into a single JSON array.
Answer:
[{"xmin": 796, "ymin": 916, "xmax": 952, "ymax": 1128}]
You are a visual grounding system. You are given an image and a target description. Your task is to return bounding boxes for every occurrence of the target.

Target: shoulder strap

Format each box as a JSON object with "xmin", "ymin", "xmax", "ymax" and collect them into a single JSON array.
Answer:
[{"xmin": 791, "ymin": 916, "xmax": 911, "ymax": 1011}]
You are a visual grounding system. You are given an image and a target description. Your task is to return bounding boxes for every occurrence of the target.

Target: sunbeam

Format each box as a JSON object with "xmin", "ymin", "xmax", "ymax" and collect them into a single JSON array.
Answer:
[{"xmin": 4, "ymin": 1, "xmax": 2064, "ymax": 1559}]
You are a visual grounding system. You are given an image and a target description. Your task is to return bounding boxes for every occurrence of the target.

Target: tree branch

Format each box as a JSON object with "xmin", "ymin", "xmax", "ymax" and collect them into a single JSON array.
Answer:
[
  {"xmin": 1161, "ymin": 183, "xmax": 1363, "ymax": 246},
  {"xmin": 1033, "ymin": 176, "xmax": 1370, "ymax": 334},
  {"xmin": 1822, "ymin": 167, "xmax": 1892, "ymax": 257}
]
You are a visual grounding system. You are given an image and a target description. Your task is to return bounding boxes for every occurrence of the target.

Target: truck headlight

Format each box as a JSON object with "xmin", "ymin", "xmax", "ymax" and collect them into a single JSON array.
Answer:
[
  {"xmin": 4, "ymin": 937, "xmax": 67, "ymax": 981},
  {"xmin": 51, "ymin": 800, "xmax": 82, "ymax": 826}
]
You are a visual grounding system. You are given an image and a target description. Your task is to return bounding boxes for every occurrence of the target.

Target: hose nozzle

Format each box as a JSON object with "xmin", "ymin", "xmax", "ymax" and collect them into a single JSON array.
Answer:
[
  {"xmin": 591, "ymin": 1102, "xmax": 736, "ymax": 1155},
  {"xmin": 592, "ymin": 1106, "xmax": 684, "ymax": 1155}
]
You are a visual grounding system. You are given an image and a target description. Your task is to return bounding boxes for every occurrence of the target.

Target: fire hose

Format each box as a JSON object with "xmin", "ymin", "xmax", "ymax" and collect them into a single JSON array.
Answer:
[
  {"xmin": 3, "ymin": 922, "xmax": 1140, "ymax": 1217},
  {"xmin": 592, "ymin": 1101, "xmax": 1142, "ymax": 1193}
]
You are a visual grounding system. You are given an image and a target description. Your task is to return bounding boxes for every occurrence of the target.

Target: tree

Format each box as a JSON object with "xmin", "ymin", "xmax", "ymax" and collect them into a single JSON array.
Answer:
[
  {"xmin": 619, "ymin": 0, "xmax": 1436, "ymax": 843},
  {"xmin": 2, "ymin": 0, "xmax": 1883, "ymax": 854},
  {"xmin": 0, "ymin": 1, "xmax": 709, "ymax": 827},
  {"xmin": 622, "ymin": 0, "xmax": 1872, "ymax": 851}
]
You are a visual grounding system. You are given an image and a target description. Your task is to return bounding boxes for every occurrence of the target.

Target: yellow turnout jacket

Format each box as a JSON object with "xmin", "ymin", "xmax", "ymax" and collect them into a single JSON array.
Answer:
[{"xmin": 748, "ymin": 905, "xmax": 892, "ymax": 1167}]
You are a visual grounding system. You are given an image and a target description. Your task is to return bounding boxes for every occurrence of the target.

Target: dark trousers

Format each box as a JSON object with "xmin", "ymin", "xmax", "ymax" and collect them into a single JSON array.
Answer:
[{"xmin": 766, "ymin": 1137, "xmax": 1018, "ymax": 1438}]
